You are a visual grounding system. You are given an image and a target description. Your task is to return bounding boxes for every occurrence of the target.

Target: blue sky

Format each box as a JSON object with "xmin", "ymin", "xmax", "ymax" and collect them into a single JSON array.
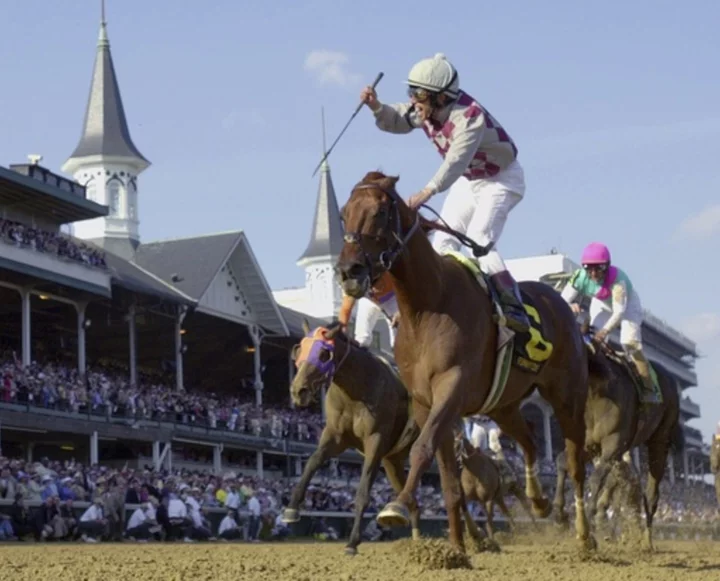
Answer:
[{"xmin": 1, "ymin": 0, "xmax": 718, "ymax": 441}]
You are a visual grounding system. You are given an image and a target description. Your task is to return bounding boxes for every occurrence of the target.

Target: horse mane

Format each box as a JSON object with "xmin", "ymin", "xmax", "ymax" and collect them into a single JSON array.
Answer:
[{"xmin": 356, "ymin": 171, "xmax": 452, "ymax": 237}]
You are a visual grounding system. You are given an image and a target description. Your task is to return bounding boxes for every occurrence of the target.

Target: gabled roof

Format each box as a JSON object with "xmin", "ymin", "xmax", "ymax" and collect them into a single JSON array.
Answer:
[
  {"xmin": 62, "ymin": 16, "xmax": 149, "ymax": 173},
  {"xmin": 134, "ymin": 231, "xmax": 288, "ymax": 335},
  {"xmin": 103, "ymin": 250, "xmax": 194, "ymax": 305},
  {"xmin": 134, "ymin": 232, "xmax": 239, "ymax": 300}
]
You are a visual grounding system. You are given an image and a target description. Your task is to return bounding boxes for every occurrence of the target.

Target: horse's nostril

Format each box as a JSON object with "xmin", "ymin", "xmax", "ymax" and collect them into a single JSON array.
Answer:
[{"xmin": 347, "ymin": 263, "xmax": 367, "ymax": 278}]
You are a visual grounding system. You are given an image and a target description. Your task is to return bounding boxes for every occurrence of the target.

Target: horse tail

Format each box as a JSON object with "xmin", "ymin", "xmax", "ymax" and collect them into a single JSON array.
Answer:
[{"xmin": 671, "ymin": 418, "xmax": 685, "ymax": 454}]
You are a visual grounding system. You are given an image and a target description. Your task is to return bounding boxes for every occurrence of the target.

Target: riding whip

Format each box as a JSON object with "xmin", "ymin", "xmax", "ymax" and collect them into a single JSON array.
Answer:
[{"xmin": 311, "ymin": 72, "xmax": 384, "ymax": 177}]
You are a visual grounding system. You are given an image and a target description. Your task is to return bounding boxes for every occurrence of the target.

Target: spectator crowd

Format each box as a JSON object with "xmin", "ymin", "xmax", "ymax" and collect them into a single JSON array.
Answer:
[{"xmin": 0, "ymin": 217, "xmax": 107, "ymax": 270}]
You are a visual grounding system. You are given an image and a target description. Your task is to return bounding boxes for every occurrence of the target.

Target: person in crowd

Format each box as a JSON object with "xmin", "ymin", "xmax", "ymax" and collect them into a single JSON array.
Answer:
[{"xmin": 77, "ymin": 497, "xmax": 107, "ymax": 543}]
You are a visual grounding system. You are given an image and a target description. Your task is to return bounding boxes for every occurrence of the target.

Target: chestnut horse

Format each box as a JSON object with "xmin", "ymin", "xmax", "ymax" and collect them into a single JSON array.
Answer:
[
  {"xmin": 336, "ymin": 171, "xmax": 594, "ymax": 552},
  {"xmin": 284, "ymin": 321, "xmax": 485, "ymax": 554}
]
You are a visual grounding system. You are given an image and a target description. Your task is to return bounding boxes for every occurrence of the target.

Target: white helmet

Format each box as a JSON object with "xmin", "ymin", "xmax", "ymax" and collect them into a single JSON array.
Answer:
[{"xmin": 406, "ymin": 53, "xmax": 459, "ymax": 98}]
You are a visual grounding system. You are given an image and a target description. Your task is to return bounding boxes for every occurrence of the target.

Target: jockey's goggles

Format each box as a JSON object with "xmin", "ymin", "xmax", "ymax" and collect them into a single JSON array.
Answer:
[
  {"xmin": 583, "ymin": 263, "xmax": 608, "ymax": 272},
  {"xmin": 407, "ymin": 85, "xmax": 434, "ymax": 102}
]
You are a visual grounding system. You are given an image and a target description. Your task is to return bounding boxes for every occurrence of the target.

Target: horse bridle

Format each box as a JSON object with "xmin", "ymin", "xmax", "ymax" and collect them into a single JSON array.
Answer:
[
  {"xmin": 295, "ymin": 329, "xmax": 352, "ymax": 396},
  {"xmin": 341, "ymin": 183, "xmax": 421, "ymax": 285}
]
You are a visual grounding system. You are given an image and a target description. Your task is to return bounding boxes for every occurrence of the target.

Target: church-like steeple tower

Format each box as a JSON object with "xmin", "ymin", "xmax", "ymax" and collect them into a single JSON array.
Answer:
[
  {"xmin": 62, "ymin": 1, "xmax": 150, "ymax": 260},
  {"xmin": 297, "ymin": 109, "xmax": 345, "ymax": 318}
]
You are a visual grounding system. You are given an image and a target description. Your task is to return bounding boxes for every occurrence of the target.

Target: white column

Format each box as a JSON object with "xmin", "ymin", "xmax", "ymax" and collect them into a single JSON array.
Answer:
[
  {"xmin": 295, "ymin": 457, "xmax": 302, "ymax": 476},
  {"xmin": 256, "ymin": 451, "xmax": 264, "ymax": 479},
  {"xmin": 213, "ymin": 444, "xmax": 223, "ymax": 474},
  {"xmin": 128, "ymin": 304, "xmax": 137, "ymax": 385},
  {"xmin": 26, "ymin": 442, "xmax": 34, "ymax": 463},
  {"xmin": 90, "ymin": 431, "xmax": 99, "ymax": 465},
  {"xmin": 288, "ymin": 350, "xmax": 295, "ymax": 409},
  {"xmin": 250, "ymin": 325, "xmax": 263, "ymax": 406},
  {"xmin": 683, "ymin": 449, "xmax": 690, "ymax": 486},
  {"xmin": 20, "ymin": 289, "xmax": 31, "ymax": 366},
  {"xmin": 175, "ymin": 306, "xmax": 187, "ymax": 391},
  {"xmin": 668, "ymin": 455, "xmax": 675, "ymax": 485},
  {"xmin": 543, "ymin": 409, "xmax": 553, "ymax": 462},
  {"xmin": 76, "ymin": 302, "xmax": 87, "ymax": 376},
  {"xmin": 152, "ymin": 441, "xmax": 161, "ymax": 471}
]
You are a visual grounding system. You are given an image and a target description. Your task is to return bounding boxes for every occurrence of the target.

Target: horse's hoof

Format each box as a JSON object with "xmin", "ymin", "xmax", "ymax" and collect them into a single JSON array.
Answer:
[
  {"xmin": 578, "ymin": 534, "xmax": 598, "ymax": 551},
  {"xmin": 281, "ymin": 508, "xmax": 300, "ymax": 524},
  {"xmin": 531, "ymin": 497, "xmax": 552, "ymax": 519},
  {"xmin": 345, "ymin": 546, "xmax": 358, "ymax": 556},
  {"xmin": 377, "ymin": 502, "xmax": 410, "ymax": 527}
]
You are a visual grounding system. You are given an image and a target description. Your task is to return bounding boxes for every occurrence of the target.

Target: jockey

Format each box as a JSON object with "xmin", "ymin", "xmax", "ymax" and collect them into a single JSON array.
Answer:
[
  {"xmin": 338, "ymin": 271, "xmax": 399, "ymax": 349},
  {"xmin": 561, "ymin": 242, "xmax": 660, "ymax": 404},
  {"xmin": 360, "ymin": 52, "xmax": 530, "ymax": 333}
]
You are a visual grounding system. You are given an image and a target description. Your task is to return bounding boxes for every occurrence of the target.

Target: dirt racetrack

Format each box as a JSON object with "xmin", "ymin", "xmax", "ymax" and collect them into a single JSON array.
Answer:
[{"xmin": 2, "ymin": 535, "xmax": 719, "ymax": 581}]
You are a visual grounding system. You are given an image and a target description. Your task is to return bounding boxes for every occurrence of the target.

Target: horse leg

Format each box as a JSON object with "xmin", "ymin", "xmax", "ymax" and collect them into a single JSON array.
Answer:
[
  {"xmin": 382, "ymin": 454, "xmax": 421, "ymax": 540},
  {"xmin": 552, "ymin": 451, "xmax": 569, "ymax": 527},
  {"xmin": 495, "ymin": 494, "xmax": 515, "ymax": 535},
  {"xmin": 435, "ymin": 432, "xmax": 466, "ymax": 552},
  {"xmin": 378, "ymin": 377, "xmax": 457, "ymax": 529},
  {"xmin": 491, "ymin": 406, "xmax": 551, "ymax": 518},
  {"xmin": 552, "ymin": 411, "xmax": 594, "ymax": 548},
  {"xmin": 642, "ymin": 438, "xmax": 669, "ymax": 552},
  {"xmin": 484, "ymin": 499, "xmax": 496, "ymax": 540},
  {"xmin": 346, "ymin": 434, "xmax": 384, "ymax": 555},
  {"xmin": 458, "ymin": 467, "xmax": 487, "ymax": 550},
  {"xmin": 283, "ymin": 429, "xmax": 343, "ymax": 523},
  {"xmin": 510, "ymin": 481, "xmax": 537, "ymax": 531}
]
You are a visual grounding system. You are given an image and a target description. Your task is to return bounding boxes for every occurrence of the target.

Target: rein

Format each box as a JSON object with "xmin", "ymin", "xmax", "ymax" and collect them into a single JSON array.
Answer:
[{"xmin": 343, "ymin": 181, "xmax": 493, "ymax": 283}]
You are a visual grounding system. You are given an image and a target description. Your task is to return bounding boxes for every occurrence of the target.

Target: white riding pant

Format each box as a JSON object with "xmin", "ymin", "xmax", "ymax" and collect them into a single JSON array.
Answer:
[
  {"xmin": 431, "ymin": 160, "xmax": 526, "ymax": 276},
  {"xmin": 353, "ymin": 295, "xmax": 399, "ymax": 349},
  {"xmin": 588, "ymin": 289, "xmax": 644, "ymax": 349}
]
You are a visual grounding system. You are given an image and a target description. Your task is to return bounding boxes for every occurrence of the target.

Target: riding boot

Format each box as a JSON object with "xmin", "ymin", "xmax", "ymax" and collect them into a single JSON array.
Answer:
[
  {"xmin": 629, "ymin": 350, "xmax": 660, "ymax": 404},
  {"xmin": 489, "ymin": 271, "xmax": 531, "ymax": 333}
]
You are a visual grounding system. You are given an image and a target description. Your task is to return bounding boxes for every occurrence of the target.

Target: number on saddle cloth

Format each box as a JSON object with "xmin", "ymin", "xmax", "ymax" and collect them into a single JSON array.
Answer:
[{"xmin": 440, "ymin": 250, "xmax": 554, "ymax": 375}]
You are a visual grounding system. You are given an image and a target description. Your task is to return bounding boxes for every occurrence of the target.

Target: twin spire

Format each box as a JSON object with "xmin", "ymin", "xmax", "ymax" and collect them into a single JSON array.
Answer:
[
  {"xmin": 62, "ymin": 0, "xmax": 149, "ymax": 175},
  {"xmin": 297, "ymin": 108, "xmax": 345, "ymax": 264}
]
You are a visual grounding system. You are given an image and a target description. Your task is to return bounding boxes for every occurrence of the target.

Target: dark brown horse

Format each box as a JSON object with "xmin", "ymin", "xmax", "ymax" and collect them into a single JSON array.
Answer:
[
  {"xmin": 283, "ymin": 321, "xmax": 486, "ymax": 555},
  {"xmin": 335, "ymin": 171, "xmax": 593, "ymax": 552},
  {"xmin": 553, "ymin": 322, "xmax": 682, "ymax": 550},
  {"xmin": 456, "ymin": 436, "xmax": 537, "ymax": 540}
]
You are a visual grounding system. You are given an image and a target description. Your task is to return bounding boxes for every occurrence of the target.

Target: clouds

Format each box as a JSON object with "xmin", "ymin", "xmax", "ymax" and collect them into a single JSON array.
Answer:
[
  {"xmin": 673, "ymin": 203, "xmax": 720, "ymax": 241},
  {"xmin": 303, "ymin": 50, "xmax": 362, "ymax": 88},
  {"xmin": 681, "ymin": 312, "xmax": 720, "ymax": 344}
]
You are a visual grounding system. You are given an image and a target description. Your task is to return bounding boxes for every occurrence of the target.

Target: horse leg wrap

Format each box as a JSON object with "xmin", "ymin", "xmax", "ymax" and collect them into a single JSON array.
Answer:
[{"xmin": 525, "ymin": 463, "xmax": 543, "ymax": 500}]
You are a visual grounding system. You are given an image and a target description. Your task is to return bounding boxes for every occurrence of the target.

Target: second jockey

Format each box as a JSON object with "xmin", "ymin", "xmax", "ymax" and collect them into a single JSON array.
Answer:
[
  {"xmin": 338, "ymin": 271, "xmax": 399, "ymax": 349},
  {"xmin": 359, "ymin": 52, "xmax": 530, "ymax": 333},
  {"xmin": 561, "ymin": 242, "xmax": 660, "ymax": 404}
]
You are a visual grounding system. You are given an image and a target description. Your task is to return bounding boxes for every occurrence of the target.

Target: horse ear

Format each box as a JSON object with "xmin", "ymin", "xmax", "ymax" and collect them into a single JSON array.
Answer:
[
  {"xmin": 325, "ymin": 324, "xmax": 341, "ymax": 340},
  {"xmin": 302, "ymin": 318, "xmax": 311, "ymax": 335}
]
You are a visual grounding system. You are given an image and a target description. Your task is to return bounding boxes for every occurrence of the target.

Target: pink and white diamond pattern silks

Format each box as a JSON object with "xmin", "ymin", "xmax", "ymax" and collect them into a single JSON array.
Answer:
[{"xmin": 422, "ymin": 91, "xmax": 518, "ymax": 179}]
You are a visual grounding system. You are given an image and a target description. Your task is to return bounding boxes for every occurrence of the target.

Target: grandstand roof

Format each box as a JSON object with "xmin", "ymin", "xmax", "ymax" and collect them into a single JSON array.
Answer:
[
  {"xmin": 0, "ymin": 165, "xmax": 107, "ymax": 223},
  {"xmin": 279, "ymin": 305, "xmax": 328, "ymax": 338},
  {"xmin": 133, "ymin": 231, "xmax": 289, "ymax": 336},
  {"xmin": 104, "ymin": 251, "xmax": 195, "ymax": 305}
]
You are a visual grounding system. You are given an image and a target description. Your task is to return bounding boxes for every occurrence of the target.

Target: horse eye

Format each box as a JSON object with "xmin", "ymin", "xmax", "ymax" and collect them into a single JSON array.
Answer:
[{"xmin": 318, "ymin": 349, "xmax": 331, "ymax": 363}]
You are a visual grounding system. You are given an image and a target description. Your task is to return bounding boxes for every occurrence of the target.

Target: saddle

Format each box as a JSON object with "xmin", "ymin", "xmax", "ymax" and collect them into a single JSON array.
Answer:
[{"xmin": 583, "ymin": 329, "xmax": 657, "ymax": 402}]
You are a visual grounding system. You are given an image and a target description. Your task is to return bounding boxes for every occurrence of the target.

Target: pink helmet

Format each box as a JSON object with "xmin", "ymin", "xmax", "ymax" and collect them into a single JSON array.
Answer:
[{"xmin": 581, "ymin": 242, "xmax": 611, "ymax": 265}]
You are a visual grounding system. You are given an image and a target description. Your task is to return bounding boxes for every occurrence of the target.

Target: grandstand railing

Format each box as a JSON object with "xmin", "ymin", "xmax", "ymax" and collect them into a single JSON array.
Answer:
[{"xmin": 0, "ymin": 499, "xmax": 717, "ymax": 541}]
